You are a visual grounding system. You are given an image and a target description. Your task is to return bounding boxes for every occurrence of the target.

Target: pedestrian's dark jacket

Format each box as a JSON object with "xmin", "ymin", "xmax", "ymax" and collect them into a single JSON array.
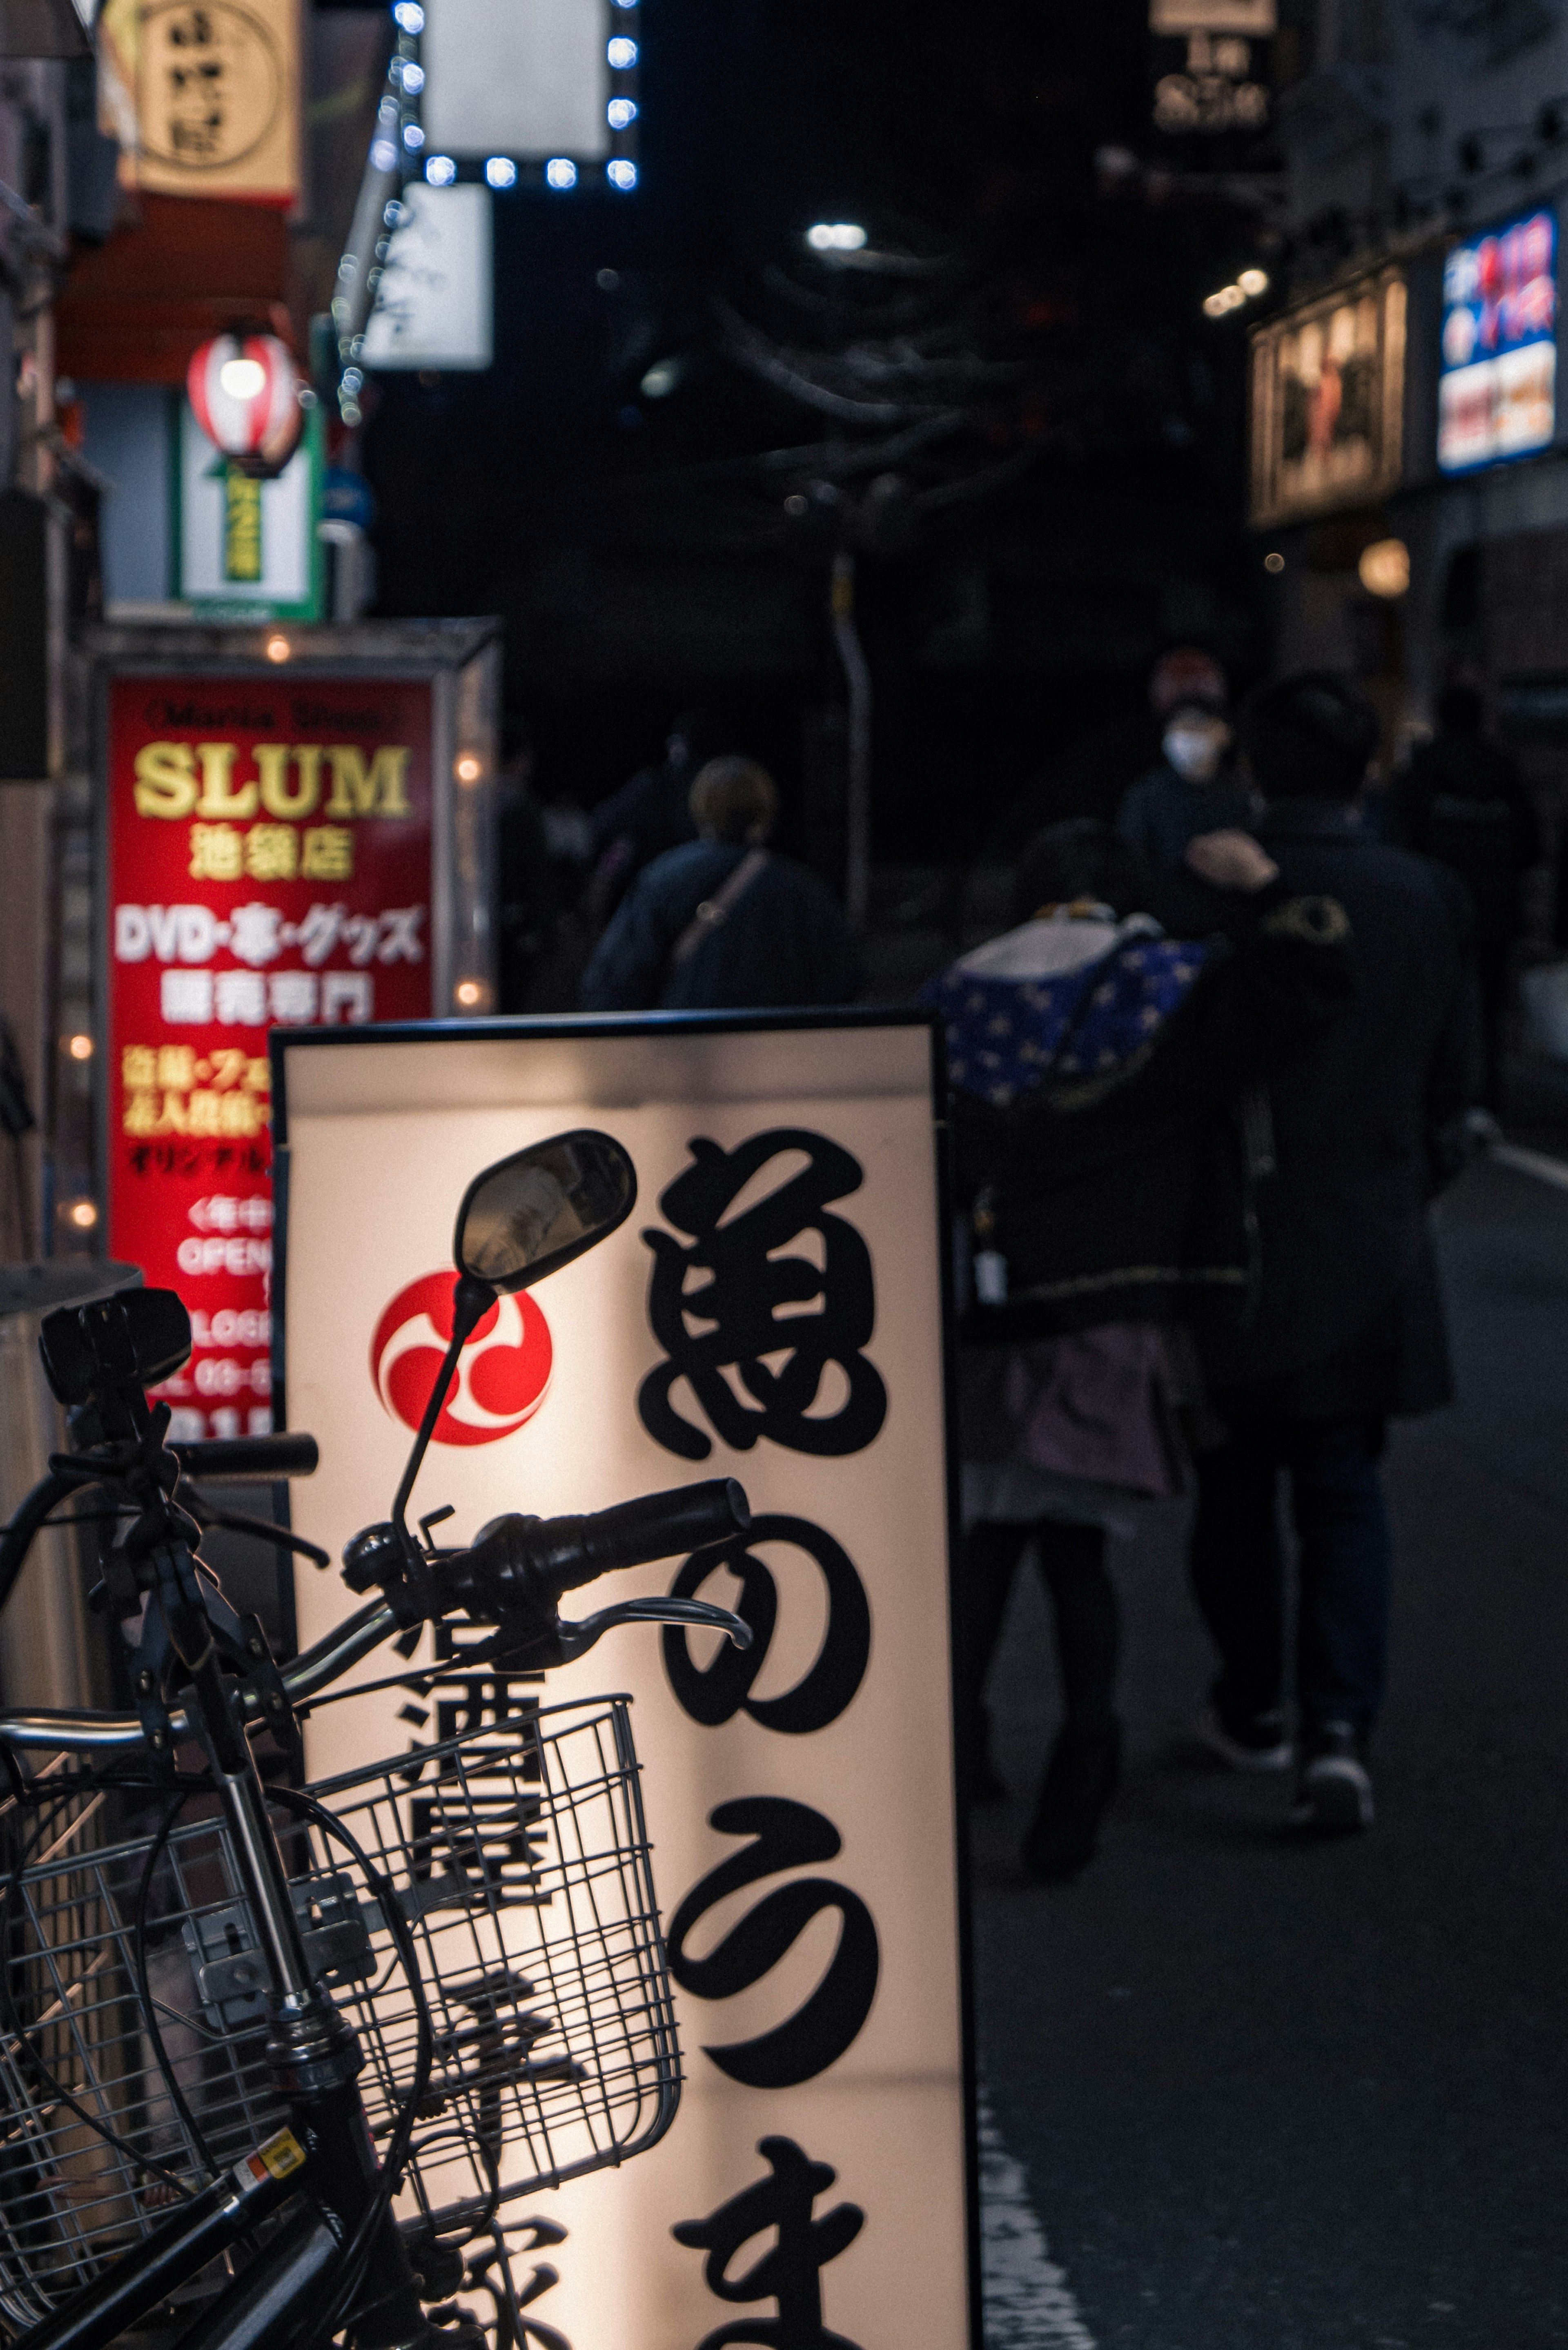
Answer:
[
  {"xmin": 1388, "ymin": 732, "xmax": 1541, "ymax": 944},
  {"xmin": 579, "ymin": 840, "xmax": 863, "ymax": 1011},
  {"xmin": 1196, "ymin": 800, "xmax": 1474, "ymax": 1419},
  {"xmin": 925, "ymin": 879, "xmax": 1356, "ymax": 1343},
  {"xmin": 1116, "ymin": 760, "xmax": 1255, "ymax": 870}
]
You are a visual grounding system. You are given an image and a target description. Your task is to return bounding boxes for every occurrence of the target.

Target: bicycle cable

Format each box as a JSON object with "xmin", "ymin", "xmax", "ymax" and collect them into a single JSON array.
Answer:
[
  {"xmin": 0, "ymin": 1779, "xmax": 207, "ymax": 2205},
  {"xmin": 263, "ymin": 1782, "xmax": 436, "ymax": 2347},
  {"xmin": 131, "ymin": 1780, "xmax": 228, "ymax": 2184}
]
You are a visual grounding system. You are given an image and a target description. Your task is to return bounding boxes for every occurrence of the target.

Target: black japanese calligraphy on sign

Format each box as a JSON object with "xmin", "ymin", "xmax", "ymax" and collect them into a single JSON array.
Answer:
[
  {"xmin": 667, "ymin": 1799, "xmax": 879, "ymax": 2089},
  {"xmin": 397, "ymin": 1624, "xmax": 546, "ymax": 1900},
  {"xmin": 673, "ymin": 2136, "xmax": 864, "ymax": 2350},
  {"xmin": 639, "ymin": 1132, "xmax": 888, "ymax": 1462},
  {"xmin": 663, "ymin": 1517, "xmax": 870, "ymax": 1734}
]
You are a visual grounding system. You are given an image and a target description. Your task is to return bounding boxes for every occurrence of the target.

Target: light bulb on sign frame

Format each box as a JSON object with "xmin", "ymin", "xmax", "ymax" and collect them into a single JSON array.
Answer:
[
  {"xmin": 546, "ymin": 158, "xmax": 578, "ymax": 190},
  {"xmin": 607, "ymin": 159, "xmax": 637, "ymax": 190}
]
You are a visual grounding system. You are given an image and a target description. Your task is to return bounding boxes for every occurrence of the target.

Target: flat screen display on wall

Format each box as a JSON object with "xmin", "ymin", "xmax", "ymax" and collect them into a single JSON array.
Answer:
[{"xmin": 1439, "ymin": 208, "xmax": 1558, "ymax": 474}]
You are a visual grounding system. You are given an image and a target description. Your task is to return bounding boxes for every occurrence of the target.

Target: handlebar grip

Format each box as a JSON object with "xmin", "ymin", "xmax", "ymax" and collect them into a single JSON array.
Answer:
[
  {"xmin": 460, "ymin": 1478, "xmax": 750, "ymax": 1607},
  {"xmin": 560, "ymin": 1479, "xmax": 750, "ymax": 1585},
  {"xmin": 172, "ymin": 1434, "xmax": 319, "ymax": 1485}
]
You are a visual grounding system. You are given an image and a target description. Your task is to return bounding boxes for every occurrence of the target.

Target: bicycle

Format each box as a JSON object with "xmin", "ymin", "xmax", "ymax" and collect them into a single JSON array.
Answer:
[{"xmin": 0, "ymin": 1129, "xmax": 752, "ymax": 2350}]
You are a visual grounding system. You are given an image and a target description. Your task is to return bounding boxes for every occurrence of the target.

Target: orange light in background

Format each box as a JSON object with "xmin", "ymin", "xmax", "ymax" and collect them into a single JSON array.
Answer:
[
  {"xmin": 1264, "ymin": 551, "xmax": 1285, "ymax": 574},
  {"xmin": 1358, "ymin": 538, "xmax": 1410, "ymax": 599},
  {"xmin": 265, "ymin": 635, "xmax": 291, "ymax": 664},
  {"xmin": 65, "ymin": 1033, "xmax": 94, "ymax": 1060},
  {"xmin": 454, "ymin": 753, "xmax": 483, "ymax": 784},
  {"xmin": 453, "ymin": 978, "xmax": 489, "ymax": 1009},
  {"xmin": 61, "ymin": 1198, "xmax": 99, "ymax": 1230}
]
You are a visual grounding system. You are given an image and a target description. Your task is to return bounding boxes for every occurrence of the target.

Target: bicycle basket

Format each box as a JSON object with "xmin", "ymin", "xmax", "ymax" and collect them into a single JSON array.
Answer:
[{"xmin": 0, "ymin": 1693, "xmax": 679, "ymax": 2333}]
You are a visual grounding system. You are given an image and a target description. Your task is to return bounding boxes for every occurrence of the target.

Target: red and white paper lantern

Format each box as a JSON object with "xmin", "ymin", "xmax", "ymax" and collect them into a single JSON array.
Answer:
[{"xmin": 186, "ymin": 333, "xmax": 304, "ymax": 476}]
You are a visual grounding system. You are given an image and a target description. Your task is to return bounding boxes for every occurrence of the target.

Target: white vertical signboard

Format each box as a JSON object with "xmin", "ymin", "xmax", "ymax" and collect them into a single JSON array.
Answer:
[{"xmin": 274, "ymin": 1015, "xmax": 973, "ymax": 2350}]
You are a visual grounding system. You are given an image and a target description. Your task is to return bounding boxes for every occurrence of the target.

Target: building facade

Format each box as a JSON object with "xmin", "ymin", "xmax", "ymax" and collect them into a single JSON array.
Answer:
[{"xmin": 1258, "ymin": 0, "xmax": 1568, "ymax": 911}]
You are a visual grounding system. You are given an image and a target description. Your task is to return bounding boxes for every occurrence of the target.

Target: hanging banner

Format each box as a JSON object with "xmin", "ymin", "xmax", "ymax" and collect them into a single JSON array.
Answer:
[
  {"xmin": 105, "ymin": 672, "xmax": 437, "ymax": 1443},
  {"xmin": 273, "ymin": 1015, "xmax": 975, "ymax": 2350},
  {"xmin": 360, "ymin": 185, "xmax": 494, "ymax": 373},
  {"xmin": 96, "ymin": 0, "xmax": 302, "ymax": 204},
  {"xmin": 176, "ymin": 402, "xmax": 324, "ymax": 622}
]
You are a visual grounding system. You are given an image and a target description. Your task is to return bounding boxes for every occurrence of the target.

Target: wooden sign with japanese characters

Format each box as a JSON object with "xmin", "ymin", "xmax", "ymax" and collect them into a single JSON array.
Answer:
[
  {"xmin": 275, "ymin": 1018, "xmax": 976, "ymax": 2350},
  {"xmin": 107, "ymin": 673, "xmax": 434, "ymax": 1444}
]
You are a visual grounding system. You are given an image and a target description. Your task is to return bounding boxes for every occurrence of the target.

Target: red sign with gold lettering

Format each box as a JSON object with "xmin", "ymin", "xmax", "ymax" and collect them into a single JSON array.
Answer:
[{"xmin": 107, "ymin": 673, "xmax": 435, "ymax": 1442}]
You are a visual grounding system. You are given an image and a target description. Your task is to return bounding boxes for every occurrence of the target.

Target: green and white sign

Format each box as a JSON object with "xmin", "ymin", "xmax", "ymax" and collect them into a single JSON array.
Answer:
[{"xmin": 174, "ymin": 400, "xmax": 325, "ymax": 621}]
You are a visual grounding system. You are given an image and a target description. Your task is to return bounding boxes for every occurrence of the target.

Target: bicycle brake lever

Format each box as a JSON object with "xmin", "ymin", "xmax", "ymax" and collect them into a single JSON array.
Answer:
[{"xmin": 554, "ymin": 1597, "xmax": 753, "ymax": 1663}]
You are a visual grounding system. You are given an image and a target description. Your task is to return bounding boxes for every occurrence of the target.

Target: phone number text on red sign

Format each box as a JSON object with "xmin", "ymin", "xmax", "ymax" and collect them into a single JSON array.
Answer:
[{"xmin": 107, "ymin": 675, "xmax": 434, "ymax": 1441}]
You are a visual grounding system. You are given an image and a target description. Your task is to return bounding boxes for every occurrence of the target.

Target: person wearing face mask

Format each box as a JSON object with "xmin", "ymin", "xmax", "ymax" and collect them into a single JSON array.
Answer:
[{"xmin": 1117, "ymin": 691, "xmax": 1255, "ymax": 871}]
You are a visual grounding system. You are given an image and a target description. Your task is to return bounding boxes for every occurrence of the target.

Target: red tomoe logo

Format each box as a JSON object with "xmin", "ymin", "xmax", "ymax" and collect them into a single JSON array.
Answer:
[{"xmin": 370, "ymin": 1272, "xmax": 552, "ymax": 1446}]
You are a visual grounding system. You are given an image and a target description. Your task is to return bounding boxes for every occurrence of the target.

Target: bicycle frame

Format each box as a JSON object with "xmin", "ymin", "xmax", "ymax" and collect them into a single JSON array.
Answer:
[
  {"xmin": 0, "ymin": 1158, "xmax": 749, "ymax": 2350},
  {"xmin": 11, "ymin": 1536, "xmax": 432, "ymax": 2350}
]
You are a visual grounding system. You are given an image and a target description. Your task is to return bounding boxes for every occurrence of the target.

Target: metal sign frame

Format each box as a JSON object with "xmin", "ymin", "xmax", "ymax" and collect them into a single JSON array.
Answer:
[{"xmin": 269, "ymin": 1005, "xmax": 982, "ymax": 2350}]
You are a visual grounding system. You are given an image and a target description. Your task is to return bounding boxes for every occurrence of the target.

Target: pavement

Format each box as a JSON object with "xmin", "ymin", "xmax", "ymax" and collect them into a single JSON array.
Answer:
[{"xmin": 971, "ymin": 1152, "xmax": 1568, "ymax": 2349}]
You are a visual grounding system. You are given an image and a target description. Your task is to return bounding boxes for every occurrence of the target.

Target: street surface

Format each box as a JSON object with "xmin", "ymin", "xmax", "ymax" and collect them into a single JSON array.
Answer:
[{"xmin": 972, "ymin": 1154, "xmax": 1568, "ymax": 2348}]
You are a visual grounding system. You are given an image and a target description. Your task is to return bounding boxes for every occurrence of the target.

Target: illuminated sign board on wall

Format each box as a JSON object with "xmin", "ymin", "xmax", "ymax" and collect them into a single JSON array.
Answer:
[
  {"xmin": 1439, "ymin": 208, "xmax": 1558, "ymax": 475},
  {"xmin": 1249, "ymin": 269, "xmax": 1407, "ymax": 527},
  {"xmin": 276, "ymin": 1016, "xmax": 975, "ymax": 2350},
  {"xmin": 99, "ymin": 624, "xmax": 500, "ymax": 1443}
]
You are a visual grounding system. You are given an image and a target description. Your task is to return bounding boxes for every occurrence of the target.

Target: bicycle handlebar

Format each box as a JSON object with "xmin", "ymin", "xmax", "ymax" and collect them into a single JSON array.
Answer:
[
  {"xmin": 0, "ymin": 1476, "xmax": 753, "ymax": 1755},
  {"xmin": 450, "ymin": 1477, "xmax": 750, "ymax": 1611},
  {"xmin": 172, "ymin": 1433, "xmax": 320, "ymax": 1484}
]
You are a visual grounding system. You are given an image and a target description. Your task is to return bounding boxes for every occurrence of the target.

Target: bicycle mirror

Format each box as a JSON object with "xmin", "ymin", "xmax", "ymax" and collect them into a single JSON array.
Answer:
[
  {"xmin": 39, "ymin": 1289, "xmax": 192, "ymax": 1408},
  {"xmin": 454, "ymin": 1130, "xmax": 637, "ymax": 1295}
]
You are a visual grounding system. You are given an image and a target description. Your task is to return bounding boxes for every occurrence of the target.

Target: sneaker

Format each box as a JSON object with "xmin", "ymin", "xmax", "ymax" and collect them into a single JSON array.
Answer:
[
  {"xmin": 1198, "ymin": 1700, "xmax": 1292, "ymax": 1773},
  {"xmin": 1292, "ymin": 1721, "xmax": 1374, "ymax": 1834}
]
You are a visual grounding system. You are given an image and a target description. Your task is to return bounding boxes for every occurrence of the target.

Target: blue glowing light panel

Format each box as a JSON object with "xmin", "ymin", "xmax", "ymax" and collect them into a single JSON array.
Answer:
[{"xmin": 1439, "ymin": 208, "xmax": 1557, "ymax": 474}]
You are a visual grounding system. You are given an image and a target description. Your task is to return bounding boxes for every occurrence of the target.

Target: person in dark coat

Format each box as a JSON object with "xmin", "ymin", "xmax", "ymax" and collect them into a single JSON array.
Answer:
[
  {"xmin": 1389, "ymin": 683, "xmax": 1541, "ymax": 1112},
  {"xmin": 581, "ymin": 711, "xmax": 718, "ymax": 935},
  {"xmin": 1116, "ymin": 666, "xmax": 1255, "ymax": 871},
  {"xmin": 926, "ymin": 817, "xmax": 1355, "ymax": 1880},
  {"xmin": 579, "ymin": 756, "xmax": 863, "ymax": 1011},
  {"xmin": 1191, "ymin": 671, "xmax": 1474, "ymax": 1835}
]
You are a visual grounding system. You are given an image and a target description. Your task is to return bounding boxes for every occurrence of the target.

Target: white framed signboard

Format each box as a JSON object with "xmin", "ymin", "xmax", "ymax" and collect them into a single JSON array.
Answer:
[{"xmin": 272, "ymin": 1011, "xmax": 977, "ymax": 2350}]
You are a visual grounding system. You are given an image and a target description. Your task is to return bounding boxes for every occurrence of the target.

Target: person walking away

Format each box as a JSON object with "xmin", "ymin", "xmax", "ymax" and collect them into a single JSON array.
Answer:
[
  {"xmin": 925, "ymin": 816, "xmax": 1354, "ymax": 1880},
  {"xmin": 579, "ymin": 756, "xmax": 862, "ymax": 1011},
  {"xmin": 1390, "ymin": 683, "xmax": 1540, "ymax": 1114},
  {"xmin": 1117, "ymin": 664, "xmax": 1254, "ymax": 870},
  {"xmin": 582, "ymin": 711, "xmax": 719, "ymax": 935},
  {"xmin": 1192, "ymin": 672, "xmax": 1473, "ymax": 1834}
]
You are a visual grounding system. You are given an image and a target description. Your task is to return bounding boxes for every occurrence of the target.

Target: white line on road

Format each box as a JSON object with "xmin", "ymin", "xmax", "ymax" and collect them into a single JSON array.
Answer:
[
  {"xmin": 1491, "ymin": 1141, "xmax": 1568, "ymax": 1193},
  {"xmin": 978, "ymin": 2092, "xmax": 1097, "ymax": 2350}
]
